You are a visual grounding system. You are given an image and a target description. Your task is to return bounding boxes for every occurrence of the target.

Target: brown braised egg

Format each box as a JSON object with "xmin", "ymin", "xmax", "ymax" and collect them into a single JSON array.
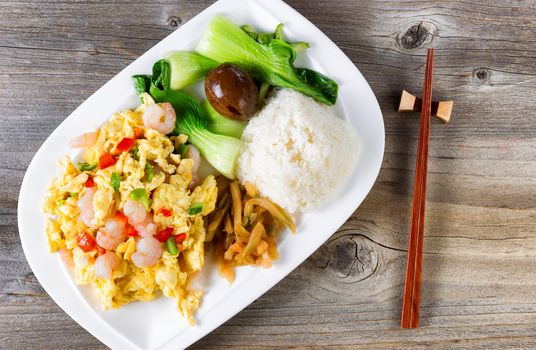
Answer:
[{"xmin": 205, "ymin": 63, "xmax": 259, "ymax": 120}]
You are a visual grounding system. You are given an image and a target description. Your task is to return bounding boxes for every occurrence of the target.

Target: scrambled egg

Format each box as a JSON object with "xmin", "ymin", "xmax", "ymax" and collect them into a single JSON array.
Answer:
[{"xmin": 43, "ymin": 98, "xmax": 217, "ymax": 323}]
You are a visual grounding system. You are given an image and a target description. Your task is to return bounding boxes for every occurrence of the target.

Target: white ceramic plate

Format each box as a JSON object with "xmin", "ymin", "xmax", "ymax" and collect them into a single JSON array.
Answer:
[{"xmin": 17, "ymin": 0, "xmax": 384, "ymax": 348}]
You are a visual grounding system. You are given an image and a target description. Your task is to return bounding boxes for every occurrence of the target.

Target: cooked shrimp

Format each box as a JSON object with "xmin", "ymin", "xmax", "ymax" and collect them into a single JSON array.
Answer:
[
  {"xmin": 142, "ymin": 103, "xmax": 176, "ymax": 135},
  {"xmin": 78, "ymin": 188, "xmax": 96, "ymax": 228},
  {"xmin": 186, "ymin": 145, "xmax": 201, "ymax": 190},
  {"xmin": 96, "ymin": 216, "xmax": 127, "ymax": 250},
  {"xmin": 186, "ymin": 144, "xmax": 201, "ymax": 174},
  {"xmin": 123, "ymin": 199, "xmax": 146, "ymax": 225},
  {"xmin": 131, "ymin": 236, "xmax": 162, "ymax": 268},
  {"xmin": 133, "ymin": 215, "xmax": 157, "ymax": 238},
  {"xmin": 69, "ymin": 132, "xmax": 97, "ymax": 148},
  {"xmin": 94, "ymin": 252, "xmax": 121, "ymax": 280},
  {"xmin": 59, "ymin": 247, "xmax": 74, "ymax": 268}
]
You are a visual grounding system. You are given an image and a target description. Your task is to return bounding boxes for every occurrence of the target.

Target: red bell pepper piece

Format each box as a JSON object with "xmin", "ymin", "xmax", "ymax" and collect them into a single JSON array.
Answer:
[
  {"xmin": 174, "ymin": 233, "xmax": 187, "ymax": 244},
  {"xmin": 84, "ymin": 176, "xmax": 95, "ymax": 188},
  {"xmin": 156, "ymin": 208, "xmax": 172, "ymax": 217},
  {"xmin": 98, "ymin": 152, "xmax": 116, "ymax": 169},
  {"xmin": 116, "ymin": 138, "xmax": 135, "ymax": 152},
  {"xmin": 77, "ymin": 233, "xmax": 96, "ymax": 253},
  {"xmin": 155, "ymin": 227, "xmax": 174, "ymax": 242}
]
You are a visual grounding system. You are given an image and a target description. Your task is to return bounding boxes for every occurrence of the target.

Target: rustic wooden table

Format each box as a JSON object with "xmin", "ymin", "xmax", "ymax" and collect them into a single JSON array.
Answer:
[{"xmin": 2, "ymin": 1, "xmax": 535, "ymax": 349}]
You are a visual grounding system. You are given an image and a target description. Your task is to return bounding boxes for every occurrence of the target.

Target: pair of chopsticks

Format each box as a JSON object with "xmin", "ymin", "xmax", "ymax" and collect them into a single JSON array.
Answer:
[{"xmin": 401, "ymin": 48, "xmax": 434, "ymax": 329}]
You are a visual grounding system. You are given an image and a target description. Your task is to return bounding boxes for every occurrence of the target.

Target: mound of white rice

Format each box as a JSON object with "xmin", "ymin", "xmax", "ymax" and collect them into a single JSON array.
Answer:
[{"xmin": 237, "ymin": 89, "xmax": 358, "ymax": 214}]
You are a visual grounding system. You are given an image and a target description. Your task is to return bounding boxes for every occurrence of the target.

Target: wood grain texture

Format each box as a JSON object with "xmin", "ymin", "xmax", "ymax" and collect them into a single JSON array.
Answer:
[{"xmin": 1, "ymin": 0, "xmax": 535, "ymax": 349}]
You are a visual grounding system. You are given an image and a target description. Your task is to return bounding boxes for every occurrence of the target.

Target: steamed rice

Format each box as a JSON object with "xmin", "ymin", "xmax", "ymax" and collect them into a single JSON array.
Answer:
[{"xmin": 237, "ymin": 89, "xmax": 358, "ymax": 214}]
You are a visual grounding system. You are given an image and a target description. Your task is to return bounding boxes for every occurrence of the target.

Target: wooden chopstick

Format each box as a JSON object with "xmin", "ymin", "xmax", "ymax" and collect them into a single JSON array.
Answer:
[{"xmin": 401, "ymin": 48, "xmax": 434, "ymax": 329}]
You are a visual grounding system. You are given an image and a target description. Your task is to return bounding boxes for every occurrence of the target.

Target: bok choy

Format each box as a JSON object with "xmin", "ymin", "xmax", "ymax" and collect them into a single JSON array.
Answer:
[
  {"xmin": 133, "ymin": 52, "xmax": 218, "ymax": 92},
  {"xmin": 153, "ymin": 87, "xmax": 241, "ymax": 179},
  {"xmin": 196, "ymin": 15, "xmax": 338, "ymax": 105},
  {"xmin": 201, "ymin": 100, "xmax": 245, "ymax": 138},
  {"xmin": 166, "ymin": 51, "xmax": 218, "ymax": 90},
  {"xmin": 241, "ymin": 23, "xmax": 309, "ymax": 53},
  {"xmin": 132, "ymin": 60, "xmax": 242, "ymax": 179}
]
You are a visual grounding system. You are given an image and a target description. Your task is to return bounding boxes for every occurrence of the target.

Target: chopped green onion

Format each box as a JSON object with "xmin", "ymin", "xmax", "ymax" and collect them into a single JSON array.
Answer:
[
  {"xmin": 69, "ymin": 192, "xmax": 78, "ymax": 198},
  {"xmin": 145, "ymin": 162, "xmax": 154, "ymax": 182},
  {"xmin": 111, "ymin": 172, "xmax": 121, "ymax": 192},
  {"xmin": 130, "ymin": 188, "xmax": 150, "ymax": 209},
  {"xmin": 55, "ymin": 199, "xmax": 66, "ymax": 214},
  {"xmin": 178, "ymin": 144, "xmax": 189, "ymax": 158},
  {"xmin": 77, "ymin": 162, "xmax": 97, "ymax": 172},
  {"xmin": 166, "ymin": 236, "xmax": 178, "ymax": 255},
  {"xmin": 131, "ymin": 146, "xmax": 140, "ymax": 161},
  {"xmin": 188, "ymin": 203, "xmax": 204, "ymax": 215}
]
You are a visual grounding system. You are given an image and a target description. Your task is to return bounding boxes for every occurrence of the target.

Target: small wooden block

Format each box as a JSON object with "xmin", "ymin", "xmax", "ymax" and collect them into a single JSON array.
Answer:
[
  {"xmin": 435, "ymin": 100, "xmax": 453, "ymax": 123},
  {"xmin": 398, "ymin": 90, "xmax": 417, "ymax": 112},
  {"xmin": 398, "ymin": 90, "xmax": 453, "ymax": 123}
]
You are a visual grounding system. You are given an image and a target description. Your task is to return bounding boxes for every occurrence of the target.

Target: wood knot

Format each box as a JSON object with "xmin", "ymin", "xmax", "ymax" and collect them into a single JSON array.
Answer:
[
  {"xmin": 398, "ymin": 22, "xmax": 436, "ymax": 50},
  {"xmin": 167, "ymin": 16, "xmax": 182, "ymax": 27},
  {"xmin": 473, "ymin": 67, "xmax": 492, "ymax": 83},
  {"xmin": 310, "ymin": 234, "xmax": 378, "ymax": 284}
]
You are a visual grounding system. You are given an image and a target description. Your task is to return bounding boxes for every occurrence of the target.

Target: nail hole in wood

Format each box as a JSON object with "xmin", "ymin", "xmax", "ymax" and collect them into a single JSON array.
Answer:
[
  {"xmin": 474, "ymin": 68, "xmax": 491, "ymax": 81},
  {"xmin": 167, "ymin": 16, "xmax": 182, "ymax": 27}
]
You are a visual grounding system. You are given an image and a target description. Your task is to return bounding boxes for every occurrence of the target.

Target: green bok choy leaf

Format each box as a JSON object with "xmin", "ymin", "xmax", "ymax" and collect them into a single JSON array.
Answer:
[
  {"xmin": 166, "ymin": 51, "xmax": 218, "ymax": 90},
  {"xmin": 201, "ymin": 99, "xmax": 245, "ymax": 138},
  {"xmin": 196, "ymin": 15, "xmax": 338, "ymax": 105},
  {"xmin": 241, "ymin": 23, "xmax": 309, "ymax": 53},
  {"xmin": 134, "ymin": 53, "xmax": 217, "ymax": 91}
]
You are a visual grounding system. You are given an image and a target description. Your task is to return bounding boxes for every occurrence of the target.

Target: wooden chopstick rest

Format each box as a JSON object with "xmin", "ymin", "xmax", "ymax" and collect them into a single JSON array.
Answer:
[{"xmin": 398, "ymin": 90, "xmax": 453, "ymax": 123}]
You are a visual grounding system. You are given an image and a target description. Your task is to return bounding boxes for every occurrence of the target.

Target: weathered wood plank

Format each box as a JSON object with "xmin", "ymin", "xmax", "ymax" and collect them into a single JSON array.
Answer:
[{"xmin": 1, "ymin": 0, "xmax": 535, "ymax": 349}]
